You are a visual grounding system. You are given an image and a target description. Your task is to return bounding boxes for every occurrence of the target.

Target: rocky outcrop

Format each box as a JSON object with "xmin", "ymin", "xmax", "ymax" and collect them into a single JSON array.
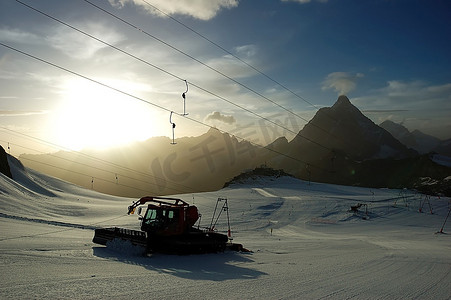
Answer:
[{"xmin": 0, "ymin": 145, "xmax": 13, "ymax": 179}]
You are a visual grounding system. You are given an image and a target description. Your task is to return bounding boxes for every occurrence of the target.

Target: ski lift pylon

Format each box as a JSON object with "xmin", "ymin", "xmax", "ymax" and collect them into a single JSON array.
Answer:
[
  {"xmin": 181, "ymin": 80, "xmax": 189, "ymax": 116},
  {"xmin": 169, "ymin": 111, "xmax": 176, "ymax": 144}
]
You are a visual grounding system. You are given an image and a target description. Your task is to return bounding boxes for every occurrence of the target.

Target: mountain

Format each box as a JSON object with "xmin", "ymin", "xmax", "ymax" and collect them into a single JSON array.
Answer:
[
  {"xmin": 19, "ymin": 96, "xmax": 450, "ymax": 196},
  {"xmin": 271, "ymin": 95, "xmax": 417, "ymax": 181},
  {"xmin": 295, "ymin": 95, "xmax": 416, "ymax": 161},
  {"xmin": 379, "ymin": 120, "xmax": 416, "ymax": 148},
  {"xmin": 379, "ymin": 120, "xmax": 441, "ymax": 154},
  {"xmin": 433, "ymin": 139, "xmax": 451, "ymax": 156},
  {"xmin": 20, "ymin": 128, "xmax": 270, "ymax": 197},
  {"xmin": 0, "ymin": 146, "xmax": 13, "ymax": 179},
  {"xmin": 265, "ymin": 96, "xmax": 451, "ymax": 195}
]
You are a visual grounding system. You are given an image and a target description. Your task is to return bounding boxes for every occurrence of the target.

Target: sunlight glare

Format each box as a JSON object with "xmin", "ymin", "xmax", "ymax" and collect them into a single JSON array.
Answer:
[{"xmin": 53, "ymin": 79, "xmax": 158, "ymax": 150}]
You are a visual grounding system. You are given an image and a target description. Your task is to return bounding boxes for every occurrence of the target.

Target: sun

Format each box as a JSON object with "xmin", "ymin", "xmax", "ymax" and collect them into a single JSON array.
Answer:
[{"xmin": 52, "ymin": 78, "xmax": 159, "ymax": 151}]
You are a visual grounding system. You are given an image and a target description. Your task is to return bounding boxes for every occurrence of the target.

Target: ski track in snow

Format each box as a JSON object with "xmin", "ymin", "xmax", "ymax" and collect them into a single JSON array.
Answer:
[
  {"xmin": 1, "ymin": 157, "xmax": 450, "ymax": 299},
  {"xmin": 252, "ymin": 188, "xmax": 278, "ymax": 198},
  {"xmin": 0, "ymin": 212, "xmax": 97, "ymax": 232}
]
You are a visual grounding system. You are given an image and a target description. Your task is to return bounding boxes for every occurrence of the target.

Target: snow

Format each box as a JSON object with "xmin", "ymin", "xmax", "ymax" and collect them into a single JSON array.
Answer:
[{"xmin": 1, "ymin": 156, "xmax": 450, "ymax": 299}]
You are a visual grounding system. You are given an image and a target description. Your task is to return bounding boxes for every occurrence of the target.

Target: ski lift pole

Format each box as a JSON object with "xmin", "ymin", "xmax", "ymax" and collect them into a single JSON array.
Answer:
[
  {"xmin": 225, "ymin": 198, "xmax": 233, "ymax": 240},
  {"xmin": 169, "ymin": 111, "xmax": 176, "ymax": 144},
  {"xmin": 213, "ymin": 200, "xmax": 226, "ymax": 230},
  {"xmin": 438, "ymin": 208, "xmax": 451, "ymax": 234},
  {"xmin": 197, "ymin": 213, "xmax": 202, "ymax": 230},
  {"xmin": 181, "ymin": 80, "xmax": 188, "ymax": 116},
  {"xmin": 210, "ymin": 198, "xmax": 230, "ymax": 234},
  {"xmin": 209, "ymin": 198, "xmax": 221, "ymax": 230}
]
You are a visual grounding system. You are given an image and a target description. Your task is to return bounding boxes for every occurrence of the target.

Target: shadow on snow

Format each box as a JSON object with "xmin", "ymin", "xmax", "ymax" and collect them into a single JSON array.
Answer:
[{"xmin": 92, "ymin": 246, "xmax": 266, "ymax": 281}]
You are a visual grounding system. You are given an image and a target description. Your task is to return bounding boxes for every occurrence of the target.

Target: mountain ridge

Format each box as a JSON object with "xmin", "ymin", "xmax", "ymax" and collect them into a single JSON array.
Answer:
[
  {"xmin": 290, "ymin": 95, "xmax": 416, "ymax": 161},
  {"xmin": 380, "ymin": 120, "xmax": 450, "ymax": 155},
  {"xmin": 19, "ymin": 96, "xmax": 450, "ymax": 196}
]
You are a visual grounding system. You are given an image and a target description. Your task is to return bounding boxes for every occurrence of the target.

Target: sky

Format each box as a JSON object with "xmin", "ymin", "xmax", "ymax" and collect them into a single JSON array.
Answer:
[{"xmin": 1, "ymin": 0, "xmax": 451, "ymax": 156}]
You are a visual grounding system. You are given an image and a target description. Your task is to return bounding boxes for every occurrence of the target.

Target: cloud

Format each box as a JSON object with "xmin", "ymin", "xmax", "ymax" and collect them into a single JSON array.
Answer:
[
  {"xmin": 322, "ymin": 72, "xmax": 364, "ymax": 95},
  {"xmin": 0, "ymin": 110, "xmax": 48, "ymax": 117},
  {"xmin": 108, "ymin": 0, "xmax": 239, "ymax": 21},
  {"xmin": 354, "ymin": 80, "xmax": 451, "ymax": 112},
  {"xmin": 362, "ymin": 109, "xmax": 408, "ymax": 113},
  {"xmin": 234, "ymin": 44, "xmax": 257, "ymax": 59},
  {"xmin": 46, "ymin": 22, "xmax": 124, "ymax": 60},
  {"xmin": 0, "ymin": 27, "xmax": 41, "ymax": 44},
  {"xmin": 206, "ymin": 54, "xmax": 258, "ymax": 80},
  {"xmin": 353, "ymin": 80, "xmax": 451, "ymax": 139},
  {"xmin": 375, "ymin": 80, "xmax": 451, "ymax": 107},
  {"xmin": 205, "ymin": 111, "xmax": 236, "ymax": 124}
]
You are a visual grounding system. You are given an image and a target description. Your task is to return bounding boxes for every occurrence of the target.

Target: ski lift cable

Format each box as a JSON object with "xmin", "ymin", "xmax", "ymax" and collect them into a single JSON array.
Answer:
[
  {"xmin": 0, "ymin": 42, "xmax": 328, "ymax": 172},
  {"xmin": 19, "ymin": 155, "xmax": 157, "ymax": 195},
  {"xmin": 0, "ymin": 140, "xmax": 217, "ymax": 212},
  {"xmin": 80, "ymin": 0, "xmax": 340, "ymax": 139},
  {"xmin": 2, "ymin": 140, "xmax": 166, "ymax": 191},
  {"xmin": 95, "ymin": 0, "xmax": 325, "ymax": 119},
  {"xmin": 11, "ymin": 0, "xmax": 333, "ymax": 151},
  {"xmin": 140, "ymin": 0, "xmax": 343, "ymax": 135},
  {"xmin": 0, "ymin": 137, "xmax": 224, "ymax": 212},
  {"xmin": 0, "ymin": 134, "xmax": 236, "ymax": 212},
  {"xmin": 141, "ymin": 0, "xmax": 321, "ymax": 112},
  {"xmin": 13, "ymin": 0, "xmax": 184, "ymax": 82},
  {"xmin": 0, "ymin": 131, "xmax": 199, "ymax": 195}
]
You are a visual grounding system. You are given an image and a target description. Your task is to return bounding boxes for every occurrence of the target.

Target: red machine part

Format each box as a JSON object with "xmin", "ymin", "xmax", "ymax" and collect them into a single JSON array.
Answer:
[
  {"xmin": 128, "ymin": 196, "xmax": 189, "ymax": 215},
  {"xmin": 185, "ymin": 206, "xmax": 199, "ymax": 227}
]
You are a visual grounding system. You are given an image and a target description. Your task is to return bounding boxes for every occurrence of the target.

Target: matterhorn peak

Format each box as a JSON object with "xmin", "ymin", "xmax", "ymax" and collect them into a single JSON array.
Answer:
[
  {"xmin": 331, "ymin": 95, "xmax": 361, "ymax": 116},
  {"xmin": 333, "ymin": 95, "xmax": 351, "ymax": 107}
]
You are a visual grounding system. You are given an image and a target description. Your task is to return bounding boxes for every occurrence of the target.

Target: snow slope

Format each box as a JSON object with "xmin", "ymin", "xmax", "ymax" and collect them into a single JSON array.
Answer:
[{"xmin": 1, "ymin": 155, "xmax": 450, "ymax": 299}]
